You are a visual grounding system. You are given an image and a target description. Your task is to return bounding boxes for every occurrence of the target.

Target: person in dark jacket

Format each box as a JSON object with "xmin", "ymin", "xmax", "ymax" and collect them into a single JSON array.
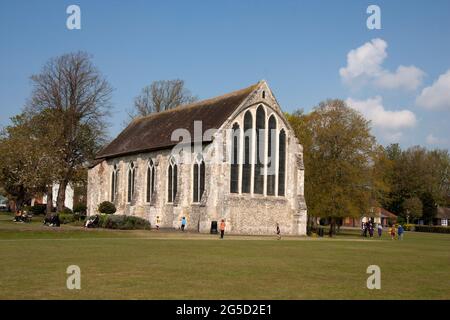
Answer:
[
  {"xmin": 398, "ymin": 225, "xmax": 404, "ymax": 240},
  {"xmin": 276, "ymin": 223, "xmax": 281, "ymax": 240}
]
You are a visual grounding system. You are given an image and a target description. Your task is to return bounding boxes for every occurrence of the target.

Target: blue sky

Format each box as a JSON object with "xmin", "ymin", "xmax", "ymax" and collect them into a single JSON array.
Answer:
[{"xmin": 1, "ymin": 0, "xmax": 449, "ymax": 148}]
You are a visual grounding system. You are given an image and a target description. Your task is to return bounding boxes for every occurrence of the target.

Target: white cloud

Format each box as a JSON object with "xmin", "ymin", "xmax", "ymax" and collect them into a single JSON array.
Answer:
[
  {"xmin": 339, "ymin": 38, "xmax": 387, "ymax": 82},
  {"xmin": 375, "ymin": 66, "xmax": 425, "ymax": 91},
  {"xmin": 340, "ymin": 39, "xmax": 425, "ymax": 91},
  {"xmin": 346, "ymin": 96, "xmax": 417, "ymax": 130},
  {"xmin": 416, "ymin": 70, "xmax": 450, "ymax": 110}
]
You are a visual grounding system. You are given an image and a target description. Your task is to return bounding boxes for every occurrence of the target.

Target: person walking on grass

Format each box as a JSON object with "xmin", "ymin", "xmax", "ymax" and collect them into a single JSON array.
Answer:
[
  {"xmin": 156, "ymin": 216, "xmax": 161, "ymax": 230},
  {"xmin": 181, "ymin": 216, "xmax": 187, "ymax": 232},
  {"xmin": 398, "ymin": 224, "xmax": 404, "ymax": 240},
  {"xmin": 390, "ymin": 225, "xmax": 396, "ymax": 240},
  {"xmin": 377, "ymin": 223, "xmax": 383, "ymax": 238},
  {"xmin": 362, "ymin": 222, "xmax": 368, "ymax": 237},
  {"xmin": 219, "ymin": 219, "xmax": 226, "ymax": 239},
  {"xmin": 276, "ymin": 223, "xmax": 281, "ymax": 240}
]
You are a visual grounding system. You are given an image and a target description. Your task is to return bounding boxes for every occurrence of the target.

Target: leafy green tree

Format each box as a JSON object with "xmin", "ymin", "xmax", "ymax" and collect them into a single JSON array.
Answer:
[
  {"xmin": 378, "ymin": 145, "xmax": 450, "ymax": 224},
  {"xmin": 288, "ymin": 100, "xmax": 377, "ymax": 236},
  {"xmin": 0, "ymin": 113, "xmax": 57, "ymax": 210},
  {"xmin": 402, "ymin": 197, "xmax": 423, "ymax": 223}
]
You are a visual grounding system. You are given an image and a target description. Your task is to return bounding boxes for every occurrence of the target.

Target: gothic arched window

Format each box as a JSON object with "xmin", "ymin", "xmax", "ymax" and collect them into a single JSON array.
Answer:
[
  {"xmin": 254, "ymin": 106, "xmax": 265, "ymax": 194},
  {"xmin": 111, "ymin": 164, "xmax": 118, "ymax": 202},
  {"xmin": 242, "ymin": 111, "xmax": 253, "ymax": 193},
  {"xmin": 193, "ymin": 154, "xmax": 205, "ymax": 202},
  {"xmin": 146, "ymin": 159, "xmax": 155, "ymax": 203},
  {"xmin": 230, "ymin": 123, "xmax": 240, "ymax": 193},
  {"xmin": 278, "ymin": 129, "xmax": 286, "ymax": 196},
  {"xmin": 167, "ymin": 157, "xmax": 178, "ymax": 203},
  {"xmin": 267, "ymin": 115, "xmax": 277, "ymax": 196},
  {"xmin": 127, "ymin": 161, "xmax": 136, "ymax": 203}
]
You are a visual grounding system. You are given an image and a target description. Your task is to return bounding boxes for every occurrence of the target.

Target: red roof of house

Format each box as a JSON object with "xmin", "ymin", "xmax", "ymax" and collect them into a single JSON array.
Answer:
[{"xmin": 379, "ymin": 207, "xmax": 397, "ymax": 219}]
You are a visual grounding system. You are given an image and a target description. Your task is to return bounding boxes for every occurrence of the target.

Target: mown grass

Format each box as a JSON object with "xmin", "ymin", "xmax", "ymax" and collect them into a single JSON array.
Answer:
[{"xmin": 0, "ymin": 213, "xmax": 448, "ymax": 299}]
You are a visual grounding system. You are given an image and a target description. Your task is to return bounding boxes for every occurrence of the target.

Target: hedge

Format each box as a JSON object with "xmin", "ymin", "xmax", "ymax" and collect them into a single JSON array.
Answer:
[
  {"xmin": 30, "ymin": 204, "xmax": 47, "ymax": 215},
  {"xmin": 413, "ymin": 225, "xmax": 450, "ymax": 234},
  {"xmin": 99, "ymin": 214, "xmax": 150, "ymax": 230},
  {"xmin": 403, "ymin": 224, "xmax": 415, "ymax": 231},
  {"xmin": 59, "ymin": 213, "xmax": 75, "ymax": 224},
  {"xmin": 73, "ymin": 203, "xmax": 87, "ymax": 214}
]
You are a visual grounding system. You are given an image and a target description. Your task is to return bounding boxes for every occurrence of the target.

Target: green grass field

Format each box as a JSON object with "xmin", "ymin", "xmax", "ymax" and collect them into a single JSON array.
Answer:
[{"xmin": 0, "ymin": 213, "xmax": 449, "ymax": 300}]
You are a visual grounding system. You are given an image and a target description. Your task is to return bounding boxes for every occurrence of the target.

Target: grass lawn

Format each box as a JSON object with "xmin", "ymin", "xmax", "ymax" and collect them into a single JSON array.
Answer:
[{"xmin": 0, "ymin": 213, "xmax": 449, "ymax": 300}]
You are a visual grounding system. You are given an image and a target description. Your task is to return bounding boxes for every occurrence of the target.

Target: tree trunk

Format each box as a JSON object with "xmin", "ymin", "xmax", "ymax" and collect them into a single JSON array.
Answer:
[
  {"xmin": 328, "ymin": 217, "xmax": 336, "ymax": 237},
  {"xmin": 46, "ymin": 185, "xmax": 53, "ymax": 214},
  {"xmin": 56, "ymin": 180, "xmax": 68, "ymax": 212},
  {"xmin": 307, "ymin": 215, "xmax": 318, "ymax": 235}
]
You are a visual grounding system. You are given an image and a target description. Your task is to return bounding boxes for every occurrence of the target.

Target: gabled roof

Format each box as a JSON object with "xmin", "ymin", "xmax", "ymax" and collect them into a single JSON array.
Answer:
[
  {"xmin": 365, "ymin": 207, "xmax": 397, "ymax": 218},
  {"xmin": 96, "ymin": 82, "xmax": 260, "ymax": 159},
  {"xmin": 379, "ymin": 207, "xmax": 397, "ymax": 219},
  {"xmin": 437, "ymin": 207, "xmax": 450, "ymax": 219}
]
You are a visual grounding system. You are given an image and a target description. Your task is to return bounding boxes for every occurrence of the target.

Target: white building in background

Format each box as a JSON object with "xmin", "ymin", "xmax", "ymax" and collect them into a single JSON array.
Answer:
[{"xmin": 32, "ymin": 183, "xmax": 74, "ymax": 210}]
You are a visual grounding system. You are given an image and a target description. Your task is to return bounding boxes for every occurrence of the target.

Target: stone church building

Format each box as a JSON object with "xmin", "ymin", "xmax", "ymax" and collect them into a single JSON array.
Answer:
[{"xmin": 87, "ymin": 81, "xmax": 307, "ymax": 235}]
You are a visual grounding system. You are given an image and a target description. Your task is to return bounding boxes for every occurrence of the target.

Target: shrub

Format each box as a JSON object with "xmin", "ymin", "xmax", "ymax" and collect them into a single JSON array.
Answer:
[
  {"xmin": 30, "ymin": 204, "xmax": 47, "ymax": 215},
  {"xmin": 98, "ymin": 201, "xmax": 116, "ymax": 215},
  {"xmin": 98, "ymin": 214, "xmax": 108, "ymax": 228},
  {"xmin": 73, "ymin": 203, "xmax": 87, "ymax": 214},
  {"xmin": 414, "ymin": 225, "xmax": 450, "ymax": 234},
  {"xmin": 73, "ymin": 212, "xmax": 87, "ymax": 221},
  {"xmin": 396, "ymin": 216, "xmax": 407, "ymax": 225},
  {"xmin": 403, "ymin": 224, "xmax": 416, "ymax": 231},
  {"xmin": 60, "ymin": 207, "xmax": 73, "ymax": 215},
  {"xmin": 59, "ymin": 213, "xmax": 75, "ymax": 224},
  {"xmin": 102, "ymin": 215, "xmax": 150, "ymax": 230}
]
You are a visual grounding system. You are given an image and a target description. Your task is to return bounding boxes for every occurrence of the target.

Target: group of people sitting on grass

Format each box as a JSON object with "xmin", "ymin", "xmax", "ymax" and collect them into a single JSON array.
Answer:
[
  {"xmin": 42, "ymin": 213, "xmax": 60, "ymax": 227},
  {"xmin": 12, "ymin": 210, "xmax": 32, "ymax": 223},
  {"xmin": 361, "ymin": 221, "xmax": 404, "ymax": 240},
  {"xmin": 12, "ymin": 209, "xmax": 61, "ymax": 226}
]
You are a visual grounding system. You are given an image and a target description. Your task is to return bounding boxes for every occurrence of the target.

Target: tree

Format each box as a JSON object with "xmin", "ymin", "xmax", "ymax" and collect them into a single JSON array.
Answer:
[
  {"xmin": 288, "ymin": 100, "xmax": 377, "ymax": 236},
  {"xmin": 402, "ymin": 197, "xmax": 423, "ymax": 223},
  {"xmin": 378, "ymin": 145, "xmax": 450, "ymax": 224},
  {"xmin": 25, "ymin": 52, "xmax": 112, "ymax": 211},
  {"xmin": 127, "ymin": 79, "xmax": 197, "ymax": 120},
  {"xmin": 0, "ymin": 113, "xmax": 57, "ymax": 211}
]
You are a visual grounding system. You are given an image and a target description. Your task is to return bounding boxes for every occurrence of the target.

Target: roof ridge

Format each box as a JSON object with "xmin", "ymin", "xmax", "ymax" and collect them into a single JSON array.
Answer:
[
  {"xmin": 133, "ymin": 82, "xmax": 260, "ymax": 123},
  {"xmin": 96, "ymin": 81, "xmax": 264, "ymax": 159}
]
